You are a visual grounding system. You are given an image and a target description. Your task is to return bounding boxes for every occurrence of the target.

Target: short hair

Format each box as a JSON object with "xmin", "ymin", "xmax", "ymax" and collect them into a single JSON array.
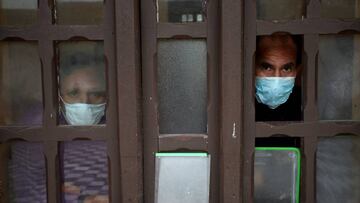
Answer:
[
  {"xmin": 256, "ymin": 32, "xmax": 302, "ymax": 65},
  {"xmin": 59, "ymin": 52, "xmax": 104, "ymax": 80}
]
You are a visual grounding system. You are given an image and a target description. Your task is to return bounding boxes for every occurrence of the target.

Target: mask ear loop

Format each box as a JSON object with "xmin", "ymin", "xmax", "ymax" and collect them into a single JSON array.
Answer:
[{"xmin": 58, "ymin": 94, "xmax": 67, "ymax": 120}]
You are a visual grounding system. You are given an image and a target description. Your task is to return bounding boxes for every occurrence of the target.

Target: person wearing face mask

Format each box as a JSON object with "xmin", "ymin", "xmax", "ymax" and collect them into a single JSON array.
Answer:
[
  {"xmin": 59, "ymin": 52, "xmax": 109, "ymax": 203},
  {"xmin": 255, "ymin": 33, "xmax": 302, "ymax": 121},
  {"xmin": 59, "ymin": 53, "xmax": 106, "ymax": 125}
]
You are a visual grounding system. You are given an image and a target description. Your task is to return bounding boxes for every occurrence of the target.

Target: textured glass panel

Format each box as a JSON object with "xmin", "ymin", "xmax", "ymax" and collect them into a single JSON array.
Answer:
[
  {"xmin": 257, "ymin": 0, "xmax": 305, "ymax": 20},
  {"xmin": 0, "ymin": 41, "xmax": 43, "ymax": 126},
  {"xmin": 0, "ymin": 0, "xmax": 37, "ymax": 26},
  {"xmin": 158, "ymin": 39, "xmax": 207, "ymax": 134},
  {"xmin": 56, "ymin": 0, "xmax": 103, "ymax": 25},
  {"xmin": 0, "ymin": 142, "xmax": 47, "ymax": 203},
  {"xmin": 317, "ymin": 136, "xmax": 360, "ymax": 203},
  {"xmin": 157, "ymin": 0, "xmax": 205, "ymax": 23},
  {"xmin": 58, "ymin": 41, "xmax": 106, "ymax": 126},
  {"xmin": 60, "ymin": 141, "xmax": 109, "ymax": 203},
  {"xmin": 254, "ymin": 148, "xmax": 300, "ymax": 203},
  {"xmin": 318, "ymin": 35, "xmax": 360, "ymax": 120},
  {"xmin": 155, "ymin": 153, "xmax": 210, "ymax": 203},
  {"xmin": 321, "ymin": 0, "xmax": 360, "ymax": 19}
]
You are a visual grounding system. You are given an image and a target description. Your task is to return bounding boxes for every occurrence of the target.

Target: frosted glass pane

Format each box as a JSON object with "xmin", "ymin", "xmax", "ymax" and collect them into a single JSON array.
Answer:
[
  {"xmin": 60, "ymin": 141, "xmax": 109, "ymax": 203},
  {"xmin": 158, "ymin": 39, "xmax": 207, "ymax": 134},
  {"xmin": 321, "ymin": 0, "xmax": 360, "ymax": 19},
  {"xmin": 56, "ymin": 0, "xmax": 104, "ymax": 25},
  {"xmin": 254, "ymin": 148, "xmax": 300, "ymax": 203},
  {"xmin": 0, "ymin": 41, "xmax": 43, "ymax": 126},
  {"xmin": 58, "ymin": 41, "xmax": 106, "ymax": 126},
  {"xmin": 157, "ymin": 0, "xmax": 205, "ymax": 23},
  {"xmin": 317, "ymin": 136, "xmax": 360, "ymax": 203},
  {"xmin": 0, "ymin": 0, "xmax": 38, "ymax": 26},
  {"xmin": 318, "ymin": 35, "xmax": 360, "ymax": 120},
  {"xmin": 155, "ymin": 153, "xmax": 210, "ymax": 203},
  {"xmin": 0, "ymin": 142, "xmax": 47, "ymax": 203},
  {"xmin": 257, "ymin": 0, "xmax": 305, "ymax": 20}
]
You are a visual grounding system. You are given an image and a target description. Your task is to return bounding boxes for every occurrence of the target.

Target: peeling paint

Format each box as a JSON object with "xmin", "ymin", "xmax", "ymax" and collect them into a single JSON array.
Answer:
[{"xmin": 232, "ymin": 122, "xmax": 236, "ymax": 138}]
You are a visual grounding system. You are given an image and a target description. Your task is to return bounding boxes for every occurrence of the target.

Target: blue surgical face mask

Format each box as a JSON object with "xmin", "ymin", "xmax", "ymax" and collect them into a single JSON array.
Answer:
[
  {"xmin": 255, "ymin": 77, "xmax": 295, "ymax": 109},
  {"xmin": 60, "ymin": 97, "xmax": 106, "ymax": 125}
]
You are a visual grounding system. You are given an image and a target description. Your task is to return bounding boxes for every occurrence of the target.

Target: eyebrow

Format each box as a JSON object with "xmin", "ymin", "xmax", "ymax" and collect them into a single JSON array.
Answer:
[
  {"xmin": 282, "ymin": 62, "xmax": 295, "ymax": 68},
  {"xmin": 259, "ymin": 62, "xmax": 273, "ymax": 69}
]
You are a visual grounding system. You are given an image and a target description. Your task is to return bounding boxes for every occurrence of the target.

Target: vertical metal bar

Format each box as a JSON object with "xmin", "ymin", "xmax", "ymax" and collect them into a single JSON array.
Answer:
[
  {"xmin": 243, "ymin": 0, "xmax": 257, "ymax": 202},
  {"xmin": 220, "ymin": 0, "xmax": 243, "ymax": 202},
  {"xmin": 302, "ymin": 136, "xmax": 317, "ymax": 203},
  {"xmin": 115, "ymin": 0, "xmax": 142, "ymax": 202},
  {"xmin": 45, "ymin": 141, "xmax": 60, "ymax": 203},
  {"xmin": 39, "ymin": 0, "xmax": 58, "ymax": 202},
  {"xmin": 302, "ymin": 0, "xmax": 321, "ymax": 199},
  {"xmin": 302, "ymin": 34, "xmax": 319, "ymax": 203},
  {"xmin": 104, "ymin": 0, "xmax": 123, "ymax": 202},
  {"xmin": 306, "ymin": 0, "xmax": 321, "ymax": 19},
  {"xmin": 207, "ymin": 0, "xmax": 220, "ymax": 202},
  {"xmin": 141, "ymin": 0, "xmax": 158, "ymax": 202}
]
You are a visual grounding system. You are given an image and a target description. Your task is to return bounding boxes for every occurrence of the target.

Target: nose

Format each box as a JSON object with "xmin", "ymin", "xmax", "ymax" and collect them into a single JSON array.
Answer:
[
  {"xmin": 78, "ymin": 94, "xmax": 90, "ymax": 104},
  {"xmin": 274, "ymin": 69, "xmax": 281, "ymax": 77}
]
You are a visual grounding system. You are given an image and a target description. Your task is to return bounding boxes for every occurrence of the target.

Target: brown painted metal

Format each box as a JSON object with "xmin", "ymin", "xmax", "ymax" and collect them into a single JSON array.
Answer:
[
  {"xmin": 157, "ymin": 22, "xmax": 207, "ymax": 38},
  {"xmin": 207, "ymin": 0, "xmax": 220, "ymax": 202},
  {"xmin": 141, "ymin": 0, "xmax": 158, "ymax": 202},
  {"xmin": 220, "ymin": 0, "xmax": 243, "ymax": 202},
  {"xmin": 243, "ymin": 0, "xmax": 257, "ymax": 202},
  {"xmin": 158, "ymin": 134, "xmax": 208, "ymax": 151},
  {"xmin": 141, "ymin": 0, "xmax": 220, "ymax": 202},
  {"xmin": 115, "ymin": 0, "xmax": 142, "ymax": 202},
  {"xmin": 1, "ymin": 0, "xmax": 360, "ymax": 202},
  {"xmin": 0, "ymin": 0, "xmax": 126, "ymax": 202},
  {"xmin": 244, "ymin": 1, "xmax": 360, "ymax": 203},
  {"xmin": 257, "ymin": 19, "xmax": 360, "ymax": 35}
]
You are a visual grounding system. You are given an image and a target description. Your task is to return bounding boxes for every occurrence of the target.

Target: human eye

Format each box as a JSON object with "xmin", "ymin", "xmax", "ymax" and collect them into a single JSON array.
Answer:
[
  {"xmin": 88, "ymin": 91, "xmax": 106, "ymax": 102},
  {"xmin": 67, "ymin": 89, "xmax": 79, "ymax": 98},
  {"xmin": 260, "ymin": 62, "xmax": 273, "ymax": 71},
  {"xmin": 282, "ymin": 63, "xmax": 295, "ymax": 72}
]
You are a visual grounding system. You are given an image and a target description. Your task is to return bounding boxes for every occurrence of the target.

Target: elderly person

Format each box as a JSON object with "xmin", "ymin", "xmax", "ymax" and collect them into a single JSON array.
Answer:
[{"xmin": 59, "ymin": 52, "xmax": 106, "ymax": 125}]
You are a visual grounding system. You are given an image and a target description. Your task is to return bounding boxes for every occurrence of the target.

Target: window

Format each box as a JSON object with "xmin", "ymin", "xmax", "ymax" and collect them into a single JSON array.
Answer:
[
  {"xmin": 0, "ymin": 0, "xmax": 358, "ymax": 202},
  {"xmin": 244, "ymin": 0, "xmax": 360, "ymax": 202},
  {"xmin": 141, "ymin": 0, "xmax": 220, "ymax": 201},
  {"xmin": 0, "ymin": 0, "xmax": 141, "ymax": 202}
]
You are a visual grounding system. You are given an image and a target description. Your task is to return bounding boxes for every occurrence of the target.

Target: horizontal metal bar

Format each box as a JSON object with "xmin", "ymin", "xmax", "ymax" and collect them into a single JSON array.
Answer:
[
  {"xmin": 157, "ymin": 22, "xmax": 207, "ymax": 38},
  {"xmin": 255, "ymin": 121, "xmax": 360, "ymax": 137},
  {"xmin": 257, "ymin": 19, "xmax": 360, "ymax": 35}
]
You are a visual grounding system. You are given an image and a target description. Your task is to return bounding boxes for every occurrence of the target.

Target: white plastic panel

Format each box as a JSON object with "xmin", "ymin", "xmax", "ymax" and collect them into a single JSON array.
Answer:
[
  {"xmin": 155, "ymin": 153, "xmax": 210, "ymax": 203},
  {"xmin": 254, "ymin": 148, "xmax": 300, "ymax": 203}
]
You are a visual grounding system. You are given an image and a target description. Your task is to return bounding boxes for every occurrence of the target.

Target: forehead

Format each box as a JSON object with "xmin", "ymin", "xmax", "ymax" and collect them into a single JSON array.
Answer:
[
  {"xmin": 257, "ymin": 35, "xmax": 297, "ymax": 60},
  {"xmin": 60, "ymin": 67, "xmax": 105, "ymax": 89},
  {"xmin": 61, "ymin": 66, "xmax": 101, "ymax": 80}
]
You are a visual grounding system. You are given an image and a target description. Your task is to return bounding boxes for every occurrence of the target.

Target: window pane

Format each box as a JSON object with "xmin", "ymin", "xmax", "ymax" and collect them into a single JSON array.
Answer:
[
  {"xmin": 257, "ymin": 0, "xmax": 305, "ymax": 20},
  {"xmin": 317, "ymin": 136, "xmax": 360, "ymax": 203},
  {"xmin": 60, "ymin": 141, "xmax": 109, "ymax": 203},
  {"xmin": 321, "ymin": 0, "xmax": 360, "ymax": 19},
  {"xmin": 318, "ymin": 34, "xmax": 360, "ymax": 120},
  {"xmin": 155, "ymin": 153, "xmax": 210, "ymax": 203},
  {"xmin": 0, "ymin": 41, "xmax": 43, "ymax": 126},
  {"xmin": 254, "ymin": 148, "xmax": 300, "ymax": 203},
  {"xmin": 158, "ymin": 39, "xmax": 207, "ymax": 134},
  {"xmin": 58, "ymin": 41, "xmax": 106, "ymax": 126},
  {"xmin": 56, "ymin": 0, "xmax": 104, "ymax": 25},
  {"xmin": 157, "ymin": 0, "xmax": 205, "ymax": 23},
  {"xmin": 0, "ymin": 0, "xmax": 37, "ymax": 26},
  {"xmin": 0, "ymin": 142, "xmax": 47, "ymax": 203}
]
